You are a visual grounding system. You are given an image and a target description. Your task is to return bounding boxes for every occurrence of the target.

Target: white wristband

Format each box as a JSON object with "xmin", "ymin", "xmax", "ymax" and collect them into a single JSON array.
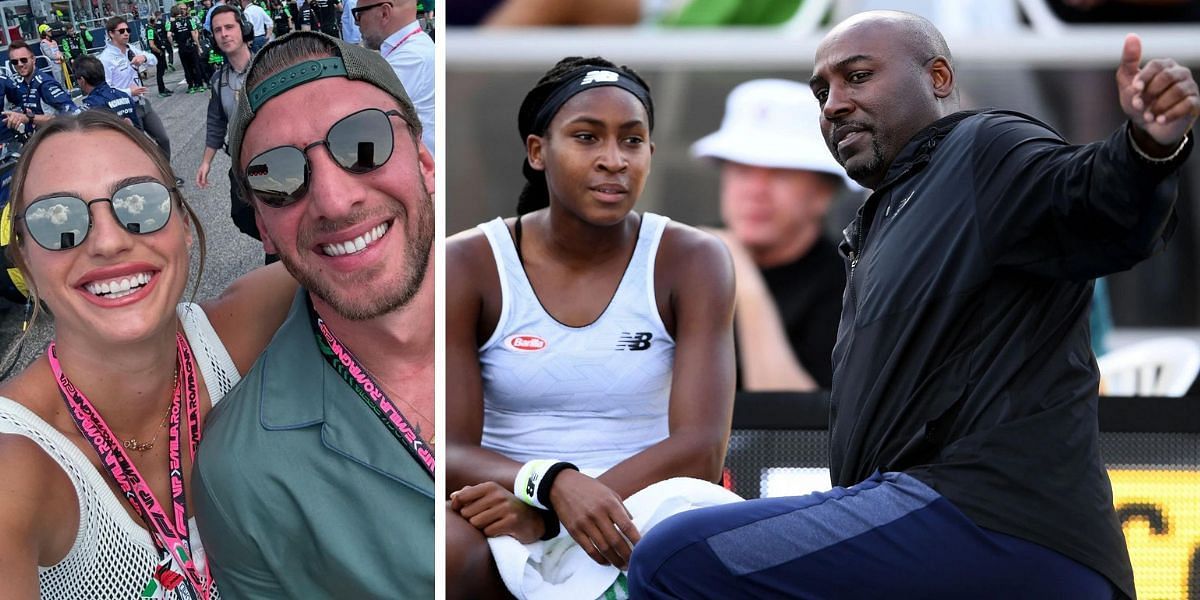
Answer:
[{"xmin": 514, "ymin": 459, "xmax": 561, "ymax": 510}]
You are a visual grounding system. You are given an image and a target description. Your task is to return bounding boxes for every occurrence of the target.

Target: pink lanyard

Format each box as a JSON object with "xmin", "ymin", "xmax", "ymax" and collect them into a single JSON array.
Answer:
[
  {"xmin": 308, "ymin": 300, "xmax": 435, "ymax": 477},
  {"xmin": 382, "ymin": 27, "xmax": 423, "ymax": 59},
  {"xmin": 49, "ymin": 334, "xmax": 212, "ymax": 599}
]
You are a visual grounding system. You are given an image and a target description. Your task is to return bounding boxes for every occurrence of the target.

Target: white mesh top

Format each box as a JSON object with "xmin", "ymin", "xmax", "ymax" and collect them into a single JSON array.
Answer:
[{"xmin": 0, "ymin": 303, "xmax": 238, "ymax": 599}]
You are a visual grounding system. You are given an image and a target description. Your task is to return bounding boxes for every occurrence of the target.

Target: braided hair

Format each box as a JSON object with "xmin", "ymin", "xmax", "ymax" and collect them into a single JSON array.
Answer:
[{"xmin": 515, "ymin": 57, "xmax": 654, "ymax": 216}]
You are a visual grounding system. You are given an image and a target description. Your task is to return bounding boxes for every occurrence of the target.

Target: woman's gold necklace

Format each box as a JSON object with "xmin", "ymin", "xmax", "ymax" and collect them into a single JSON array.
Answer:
[{"xmin": 121, "ymin": 368, "xmax": 177, "ymax": 453}]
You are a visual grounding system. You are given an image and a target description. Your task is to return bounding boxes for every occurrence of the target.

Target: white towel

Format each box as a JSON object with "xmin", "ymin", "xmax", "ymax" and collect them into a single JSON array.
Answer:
[{"xmin": 488, "ymin": 477, "xmax": 744, "ymax": 600}]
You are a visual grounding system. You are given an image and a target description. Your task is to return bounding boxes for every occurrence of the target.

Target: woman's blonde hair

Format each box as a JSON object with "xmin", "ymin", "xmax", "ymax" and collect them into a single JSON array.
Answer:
[{"xmin": 3, "ymin": 111, "xmax": 207, "ymax": 338}]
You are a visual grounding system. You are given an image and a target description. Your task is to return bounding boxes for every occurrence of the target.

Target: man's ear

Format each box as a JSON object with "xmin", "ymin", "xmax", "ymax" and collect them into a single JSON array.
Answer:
[
  {"xmin": 417, "ymin": 140, "xmax": 434, "ymax": 199},
  {"xmin": 929, "ymin": 56, "xmax": 954, "ymax": 100}
]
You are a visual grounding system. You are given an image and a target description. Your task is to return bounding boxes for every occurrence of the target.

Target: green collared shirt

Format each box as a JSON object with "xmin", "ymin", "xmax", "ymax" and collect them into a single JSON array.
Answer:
[{"xmin": 193, "ymin": 290, "xmax": 433, "ymax": 599}]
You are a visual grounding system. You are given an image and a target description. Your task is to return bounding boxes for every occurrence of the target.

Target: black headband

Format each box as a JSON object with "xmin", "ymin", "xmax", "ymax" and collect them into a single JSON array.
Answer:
[{"xmin": 529, "ymin": 66, "xmax": 654, "ymax": 135}]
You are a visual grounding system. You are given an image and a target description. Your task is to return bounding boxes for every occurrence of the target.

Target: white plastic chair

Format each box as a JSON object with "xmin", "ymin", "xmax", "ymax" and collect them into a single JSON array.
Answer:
[{"xmin": 1097, "ymin": 337, "xmax": 1200, "ymax": 397}]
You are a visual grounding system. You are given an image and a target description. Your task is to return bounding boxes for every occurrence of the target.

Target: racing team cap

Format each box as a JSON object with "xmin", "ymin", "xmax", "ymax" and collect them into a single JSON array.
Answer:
[
  {"xmin": 691, "ymin": 79, "xmax": 858, "ymax": 189},
  {"xmin": 227, "ymin": 31, "xmax": 420, "ymax": 178}
]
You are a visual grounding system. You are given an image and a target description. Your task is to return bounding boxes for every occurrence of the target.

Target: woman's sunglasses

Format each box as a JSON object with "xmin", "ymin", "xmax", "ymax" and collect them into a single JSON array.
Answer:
[
  {"xmin": 244, "ymin": 108, "xmax": 405, "ymax": 208},
  {"xmin": 18, "ymin": 181, "xmax": 175, "ymax": 251}
]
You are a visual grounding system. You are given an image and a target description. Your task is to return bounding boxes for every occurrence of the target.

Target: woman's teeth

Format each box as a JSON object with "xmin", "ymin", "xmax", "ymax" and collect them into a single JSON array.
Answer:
[{"xmin": 85, "ymin": 272, "xmax": 152, "ymax": 298}]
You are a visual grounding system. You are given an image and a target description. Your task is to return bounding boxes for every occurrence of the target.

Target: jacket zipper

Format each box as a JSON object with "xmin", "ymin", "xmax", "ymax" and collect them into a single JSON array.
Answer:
[
  {"xmin": 849, "ymin": 231, "xmax": 862, "ymax": 312},
  {"xmin": 846, "ymin": 159, "xmax": 925, "ymax": 316}
]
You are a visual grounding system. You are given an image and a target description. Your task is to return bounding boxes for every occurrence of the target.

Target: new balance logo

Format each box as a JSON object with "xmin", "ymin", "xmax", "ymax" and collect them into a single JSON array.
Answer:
[
  {"xmin": 616, "ymin": 332, "xmax": 653, "ymax": 351},
  {"xmin": 526, "ymin": 473, "xmax": 538, "ymax": 497},
  {"xmin": 581, "ymin": 70, "xmax": 620, "ymax": 85}
]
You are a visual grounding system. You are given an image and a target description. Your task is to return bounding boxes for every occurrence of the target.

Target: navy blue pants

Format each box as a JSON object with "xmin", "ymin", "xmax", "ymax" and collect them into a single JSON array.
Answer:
[{"xmin": 628, "ymin": 472, "xmax": 1117, "ymax": 599}]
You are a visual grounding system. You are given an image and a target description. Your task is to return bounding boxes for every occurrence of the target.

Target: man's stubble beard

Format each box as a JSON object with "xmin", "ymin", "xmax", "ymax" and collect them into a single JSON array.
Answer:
[
  {"xmin": 275, "ymin": 182, "xmax": 434, "ymax": 322},
  {"xmin": 842, "ymin": 136, "xmax": 884, "ymax": 188}
]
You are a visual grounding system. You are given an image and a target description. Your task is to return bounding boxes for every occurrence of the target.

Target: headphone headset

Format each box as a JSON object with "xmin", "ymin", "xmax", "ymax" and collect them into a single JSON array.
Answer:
[{"xmin": 210, "ymin": 4, "xmax": 254, "ymax": 46}]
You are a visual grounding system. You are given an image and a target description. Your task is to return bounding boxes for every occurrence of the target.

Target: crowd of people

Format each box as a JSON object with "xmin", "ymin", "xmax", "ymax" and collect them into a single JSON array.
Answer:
[{"xmin": 2, "ymin": 0, "xmax": 435, "ymax": 234}]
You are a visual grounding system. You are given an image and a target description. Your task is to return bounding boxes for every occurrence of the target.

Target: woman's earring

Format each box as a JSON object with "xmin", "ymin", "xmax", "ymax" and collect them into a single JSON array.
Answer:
[{"xmin": 21, "ymin": 296, "xmax": 31, "ymax": 330}]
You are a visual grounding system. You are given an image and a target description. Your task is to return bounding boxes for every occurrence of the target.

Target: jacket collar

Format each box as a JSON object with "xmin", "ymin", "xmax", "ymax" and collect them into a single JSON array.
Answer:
[
  {"xmin": 101, "ymin": 41, "xmax": 126, "ymax": 58},
  {"xmin": 878, "ymin": 110, "xmax": 981, "ymax": 190},
  {"xmin": 258, "ymin": 289, "xmax": 433, "ymax": 496},
  {"xmin": 840, "ymin": 110, "xmax": 981, "ymax": 259}
]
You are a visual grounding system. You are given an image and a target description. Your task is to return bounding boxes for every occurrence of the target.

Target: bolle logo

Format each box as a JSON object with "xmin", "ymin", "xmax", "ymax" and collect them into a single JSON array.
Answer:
[
  {"xmin": 506, "ymin": 334, "xmax": 548, "ymax": 352},
  {"xmin": 581, "ymin": 70, "xmax": 620, "ymax": 85},
  {"xmin": 616, "ymin": 332, "xmax": 653, "ymax": 351}
]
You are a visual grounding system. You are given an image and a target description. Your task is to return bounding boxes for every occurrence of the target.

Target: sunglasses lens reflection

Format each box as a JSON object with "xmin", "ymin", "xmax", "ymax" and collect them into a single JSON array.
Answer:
[
  {"xmin": 111, "ymin": 182, "xmax": 173, "ymax": 236},
  {"xmin": 247, "ymin": 146, "xmax": 308, "ymax": 207},
  {"xmin": 24, "ymin": 197, "xmax": 90, "ymax": 250},
  {"xmin": 329, "ymin": 109, "xmax": 394, "ymax": 174}
]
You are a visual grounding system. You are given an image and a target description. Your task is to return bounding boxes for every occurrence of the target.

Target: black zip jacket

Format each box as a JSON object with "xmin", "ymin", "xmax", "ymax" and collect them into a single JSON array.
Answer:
[{"xmin": 831, "ymin": 109, "xmax": 1191, "ymax": 599}]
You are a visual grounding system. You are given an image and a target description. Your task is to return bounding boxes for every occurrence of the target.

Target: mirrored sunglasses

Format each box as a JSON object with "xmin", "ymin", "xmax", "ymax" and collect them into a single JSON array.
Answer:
[
  {"xmin": 244, "ymin": 108, "xmax": 405, "ymax": 208},
  {"xmin": 19, "ymin": 181, "xmax": 175, "ymax": 251}
]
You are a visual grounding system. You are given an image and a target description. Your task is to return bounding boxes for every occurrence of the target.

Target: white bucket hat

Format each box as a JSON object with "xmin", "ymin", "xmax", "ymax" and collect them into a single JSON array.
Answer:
[{"xmin": 692, "ymin": 79, "xmax": 858, "ymax": 189}]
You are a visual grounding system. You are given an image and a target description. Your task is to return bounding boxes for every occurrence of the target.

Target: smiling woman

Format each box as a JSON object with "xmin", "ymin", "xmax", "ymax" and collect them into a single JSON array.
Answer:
[
  {"xmin": 446, "ymin": 56, "xmax": 741, "ymax": 600},
  {"xmin": 0, "ymin": 111, "xmax": 296, "ymax": 599}
]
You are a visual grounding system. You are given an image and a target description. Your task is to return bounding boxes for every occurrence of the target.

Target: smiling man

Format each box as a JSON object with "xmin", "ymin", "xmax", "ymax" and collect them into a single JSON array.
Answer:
[
  {"xmin": 630, "ymin": 10, "xmax": 1197, "ymax": 599},
  {"xmin": 2, "ymin": 39, "xmax": 79, "ymax": 135},
  {"xmin": 192, "ymin": 32, "xmax": 434, "ymax": 598}
]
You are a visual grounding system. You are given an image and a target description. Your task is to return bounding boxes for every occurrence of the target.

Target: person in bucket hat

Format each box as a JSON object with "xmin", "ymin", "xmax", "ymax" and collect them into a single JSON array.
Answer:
[{"xmin": 692, "ymin": 78, "xmax": 859, "ymax": 392}]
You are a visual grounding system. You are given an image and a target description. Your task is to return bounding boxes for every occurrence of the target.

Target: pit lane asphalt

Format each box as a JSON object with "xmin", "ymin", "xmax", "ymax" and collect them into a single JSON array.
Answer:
[{"xmin": 1, "ymin": 64, "xmax": 266, "ymax": 378}]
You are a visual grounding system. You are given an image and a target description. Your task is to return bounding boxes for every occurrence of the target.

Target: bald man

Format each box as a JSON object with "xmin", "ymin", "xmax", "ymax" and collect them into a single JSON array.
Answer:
[
  {"xmin": 357, "ymin": 0, "xmax": 434, "ymax": 154},
  {"xmin": 629, "ymin": 11, "xmax": 1197, "ymax": 599}
]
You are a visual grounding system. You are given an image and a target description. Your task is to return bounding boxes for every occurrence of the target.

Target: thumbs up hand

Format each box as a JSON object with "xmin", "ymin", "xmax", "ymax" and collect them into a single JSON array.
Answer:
[{"xmin": 1117, "ymin": 33, "xmax": 1199, "ymax": 154}]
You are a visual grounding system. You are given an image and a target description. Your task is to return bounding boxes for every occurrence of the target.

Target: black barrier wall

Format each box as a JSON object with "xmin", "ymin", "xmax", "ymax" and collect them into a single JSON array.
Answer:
[{"xmin": 726, "ymin": 392, "xmax": 1200, "ymax": 599}]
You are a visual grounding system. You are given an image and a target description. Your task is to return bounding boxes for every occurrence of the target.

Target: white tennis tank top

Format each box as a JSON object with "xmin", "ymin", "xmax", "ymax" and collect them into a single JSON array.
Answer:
[
  {"xmin": 477, "ymin": 213, "xmax": 676, "ymax": 472},
  {"xmin": 0, "ymin": 303, "xmax": 237, "ymax": 600}
]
